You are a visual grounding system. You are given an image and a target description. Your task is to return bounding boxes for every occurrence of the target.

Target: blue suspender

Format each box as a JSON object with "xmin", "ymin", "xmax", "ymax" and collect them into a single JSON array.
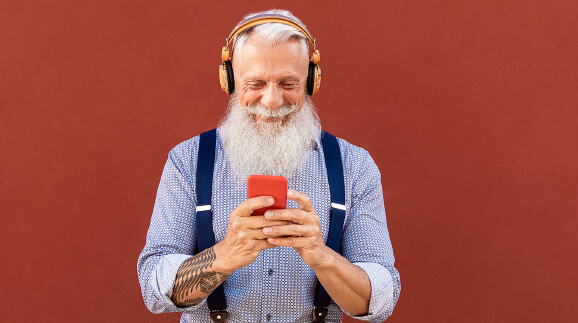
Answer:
[
  {"xmin": 195, "ymin": 129, "xmax": 228, "ymax": 322},
  {"xmin": 195, "ymin": 129, "xmax": 345, "ymax": 323},
  {"xmin": 196, "ymin": 129, "xmax": 217, "ymax": 250},
  {"xmin": 312, "ymin": 131, "xmax": 347, "ymax": 322}
]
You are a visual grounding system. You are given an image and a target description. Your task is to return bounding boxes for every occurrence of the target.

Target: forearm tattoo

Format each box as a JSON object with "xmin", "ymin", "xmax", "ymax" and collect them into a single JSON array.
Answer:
[{"xmin": 171, "ymin": 247, "xmax": 229, "ymax": 306}]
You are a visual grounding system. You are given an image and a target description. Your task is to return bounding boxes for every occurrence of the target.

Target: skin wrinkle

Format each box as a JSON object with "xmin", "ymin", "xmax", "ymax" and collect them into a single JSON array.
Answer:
[{"xmin": 233, "ymin": 37, "xmax": 309, "ymax": 109}]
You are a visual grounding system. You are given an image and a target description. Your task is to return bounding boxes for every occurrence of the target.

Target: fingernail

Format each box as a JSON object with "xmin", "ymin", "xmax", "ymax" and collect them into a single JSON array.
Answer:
[
  {"xmin": 263, "ymin": 227, "xmax": 272, "ymax": 234},
  {"xmin": 265, "ymin": 211, "xmax": 273, "ymax": 218},
  {"xmin": 287, "ymin": 190, "xmax": 294, "ymax": 197},
  {"xmin": 267, "ymin": 197, "xmax": 274, "ymax": 204}
]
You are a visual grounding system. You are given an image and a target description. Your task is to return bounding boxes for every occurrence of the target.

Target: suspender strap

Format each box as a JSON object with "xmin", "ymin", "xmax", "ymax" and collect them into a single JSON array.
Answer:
[
  {"xmin": 196, "ymin": 129, "xmax": 217, "ymax": 219},
  {"xmin": 320, "ymin": 131, "xmax": 346, "ymax": 251},
  {"xmin": 313, "ymin": 131, "xmax": 346, "ymax": 322},
  {"xmin": 195, "ymin": 129, "xmax": 228, "ymax": 321}
]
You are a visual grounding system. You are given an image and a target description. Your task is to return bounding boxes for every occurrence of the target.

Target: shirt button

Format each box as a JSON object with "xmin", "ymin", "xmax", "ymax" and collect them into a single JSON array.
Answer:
[
  {"xmin": 268, "ymin": 268, "xmax": 274, "ymax": 276},
  {"xmin": 266, "ymin": 313, "xmax": 272, "ymax": 320}
]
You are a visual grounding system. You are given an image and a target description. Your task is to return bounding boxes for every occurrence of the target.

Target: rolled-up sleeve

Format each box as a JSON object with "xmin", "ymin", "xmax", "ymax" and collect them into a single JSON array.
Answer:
[{"xmin": 348, "ymin": 262, "xmax": 395, "ymax": 321}]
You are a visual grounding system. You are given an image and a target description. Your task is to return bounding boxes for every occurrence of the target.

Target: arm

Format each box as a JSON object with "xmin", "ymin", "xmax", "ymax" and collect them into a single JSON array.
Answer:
[
  {"xmin": 171, "ymin": 196, "xmax": 291, "ymax": 307},
  {"xmin": 137, "ymin": 148, "xmax": 200, "ymax": 314},
  {"xmin": 310, "ymin": 248, "xmax": 371, "ymax": 315},
  {"xmin": 263, "ymin": 150, "xmax": 400, "ymax": 321},
  {"xmin": 263, "ymin": 190, "xmax": 371, "ymax": 315},
  {"xmin": 137, "ymin": 143, "xmax": 288, "ymax": 313}
]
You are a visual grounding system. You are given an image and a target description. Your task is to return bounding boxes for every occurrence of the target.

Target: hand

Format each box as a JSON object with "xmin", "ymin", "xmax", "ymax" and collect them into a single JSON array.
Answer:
[
  {"xmin": 215, "ymin": 196, "xmax": 291, "ymax": 273},
  {"xmin": 262, "ymin": 190, "xmax": 331, "ymax": 269}
]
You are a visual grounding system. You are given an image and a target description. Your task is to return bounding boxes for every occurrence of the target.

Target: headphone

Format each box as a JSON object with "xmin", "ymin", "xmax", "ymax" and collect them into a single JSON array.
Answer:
[{"xmin": 219, "ymin": 14, "xmax": 322, "ymax": 96}]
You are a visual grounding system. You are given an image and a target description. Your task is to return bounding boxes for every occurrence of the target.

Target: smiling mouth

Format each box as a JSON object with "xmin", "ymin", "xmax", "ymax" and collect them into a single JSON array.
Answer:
[
  {"xmin": 246, "ymin": 104, "xmax": 297, "ymax": 120},
  {"xmin": 256, "ymin": 115, "xmax": 284, "ymax": 122}
]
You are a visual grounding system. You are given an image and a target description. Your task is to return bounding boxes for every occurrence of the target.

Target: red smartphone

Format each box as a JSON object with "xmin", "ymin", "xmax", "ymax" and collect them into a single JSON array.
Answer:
[{"xmin": 247, "ymin": 175, "xmax": 287, "ymax": 215}]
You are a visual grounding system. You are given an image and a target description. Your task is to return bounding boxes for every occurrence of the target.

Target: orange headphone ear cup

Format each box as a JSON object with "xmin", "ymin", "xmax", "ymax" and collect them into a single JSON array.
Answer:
[
  {"xmin": 219, "ymin": 64, "xmax": 228, "ymax": 93},
  {"xmin": 224, "ymin": 60, "xmax": 235, "ymax": 94}
]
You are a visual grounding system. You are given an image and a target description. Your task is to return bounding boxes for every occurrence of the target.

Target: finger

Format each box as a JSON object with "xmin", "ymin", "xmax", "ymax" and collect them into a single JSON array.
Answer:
[
  {"xmin": 266, "ymin": 236, "xmax": 313, "ymax": 248},
  {"xmin": 264, "ymin": 208, "xmax": 313, "ymax": 225},
  {"xmin": 243, "ymin": 228, "xmax": 280, "ymax": 240},
  {"xmin": 229, "ymin": 216, "xmax": 288, "ymax": 233},
  {"xmin": 253, "ymin": 239, "xmax": 278, "ymax": 250},
  {"xmin": 231, "ymin": 226, "xmax": 271, "ymax": 240},
  {"xmin": 287, "ymin": 190, "xmax": 314, "ymax": 212},
  {"xmin": 262, "ymin": 223, "xmax": 319, "ymax": 238},
  {"xmin": 244, "ymin": 215, "xmax": 292, "ymax": 229},
  {"xmin": 234, "ymin": 196, "xmax": 275, "ymax": 217}
]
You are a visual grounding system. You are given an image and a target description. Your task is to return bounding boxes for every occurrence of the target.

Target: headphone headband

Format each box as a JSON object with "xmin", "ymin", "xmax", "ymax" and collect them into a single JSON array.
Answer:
[{"xmin": 225, "ymin": 14, "xmax": 316, "ymax": 52}]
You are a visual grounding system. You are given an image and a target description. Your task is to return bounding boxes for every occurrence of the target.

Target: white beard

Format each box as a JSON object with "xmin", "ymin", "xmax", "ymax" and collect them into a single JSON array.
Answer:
[{"xmin": 219, "ymin": 96, "xmax": 321, "ymax": 180}]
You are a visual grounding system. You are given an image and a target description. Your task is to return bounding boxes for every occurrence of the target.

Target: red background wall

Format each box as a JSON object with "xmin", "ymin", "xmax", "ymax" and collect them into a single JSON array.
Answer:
[{"xmin": 1, "ymin": 1, "xmax": 577, "ymax": 322}]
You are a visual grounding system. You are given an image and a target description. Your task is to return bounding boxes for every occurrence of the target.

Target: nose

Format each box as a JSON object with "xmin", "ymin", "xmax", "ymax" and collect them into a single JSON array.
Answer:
[{"xmin": 260, "ymin": 85, "xmax": 284, "ymax": 110}]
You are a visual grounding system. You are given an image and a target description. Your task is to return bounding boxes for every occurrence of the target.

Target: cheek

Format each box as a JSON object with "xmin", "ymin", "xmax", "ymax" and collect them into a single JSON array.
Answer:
[
  {"xmin": 237, "ymin": 90, "xmax": 259, "ymax": 107},
  {"xmin": 285, "ymin": 91, "xmax": 306, "ymax": 107}
]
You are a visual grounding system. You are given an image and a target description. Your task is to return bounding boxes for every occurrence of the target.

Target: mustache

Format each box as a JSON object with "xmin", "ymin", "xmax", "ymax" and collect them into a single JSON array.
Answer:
[{"xmin": 245, "ymin": 104, "xmax": 297, "ymax": 118}]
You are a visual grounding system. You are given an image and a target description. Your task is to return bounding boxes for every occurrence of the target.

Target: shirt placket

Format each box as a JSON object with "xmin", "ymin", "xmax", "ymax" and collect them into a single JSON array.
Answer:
[{"xmin": 262, "ymin": 247, "xmax": 278, "ymax": 322}]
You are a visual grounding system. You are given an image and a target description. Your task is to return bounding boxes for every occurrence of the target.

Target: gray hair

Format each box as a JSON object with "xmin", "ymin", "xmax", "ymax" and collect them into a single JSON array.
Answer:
[{"xmin": 231, "ymin": 9, "xmax": 309, "ymax": 61}]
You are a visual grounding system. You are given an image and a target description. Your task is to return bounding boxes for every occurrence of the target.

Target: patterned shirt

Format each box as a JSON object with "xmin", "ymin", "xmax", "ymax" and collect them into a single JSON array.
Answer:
[{"xmin": 137, "ymin": 128, "xmax": 401, "ymax": 323}]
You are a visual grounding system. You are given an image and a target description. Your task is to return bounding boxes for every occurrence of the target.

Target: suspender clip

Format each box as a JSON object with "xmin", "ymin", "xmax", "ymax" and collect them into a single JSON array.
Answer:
[
  {"xmin": 312, "ymin": 307, "xmax": 328, "ymax": 322},
  {"xmin": 210, "ymin": 310, "xmax": 228, "ymax": 323}
]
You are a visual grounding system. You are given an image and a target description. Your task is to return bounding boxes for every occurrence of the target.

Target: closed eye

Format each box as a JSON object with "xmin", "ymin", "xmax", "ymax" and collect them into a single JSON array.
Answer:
[{"xmin": 246, "ymin": 82, "xmax": 265, "ymax": 89}]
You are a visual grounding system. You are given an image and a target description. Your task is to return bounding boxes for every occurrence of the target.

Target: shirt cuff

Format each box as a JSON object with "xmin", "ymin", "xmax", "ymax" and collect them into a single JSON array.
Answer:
[
  {"xmin": 346, "ymin": 262, "xmax": 394, "ymax": 322},
  {"xmin": 153, "ymin": 253, "xmax": 207, "ymax": 312}
]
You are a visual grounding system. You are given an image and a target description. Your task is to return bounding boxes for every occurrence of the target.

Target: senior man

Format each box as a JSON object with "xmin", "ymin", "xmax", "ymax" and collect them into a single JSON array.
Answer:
[{"xmin": 137, "ymin": 9, "xmax": 400, "ymax": 323}]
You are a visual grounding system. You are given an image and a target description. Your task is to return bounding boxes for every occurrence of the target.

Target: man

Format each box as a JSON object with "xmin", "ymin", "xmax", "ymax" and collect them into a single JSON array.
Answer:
[{"xmin": 137, "ymin": 9, "xmax": 400, "ymax": 323}]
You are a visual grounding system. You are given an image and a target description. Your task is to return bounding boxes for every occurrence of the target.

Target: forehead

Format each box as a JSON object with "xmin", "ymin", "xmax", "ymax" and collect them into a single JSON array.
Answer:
[{"xmin": 233, "ymin": 36, "xmax": 309, "ymax": 79}]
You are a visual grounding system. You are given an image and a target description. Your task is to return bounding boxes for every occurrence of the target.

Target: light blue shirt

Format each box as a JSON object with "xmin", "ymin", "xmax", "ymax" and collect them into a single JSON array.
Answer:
[{"xmin": 137, "ymin": 128, "xmax": 401, "ymax": 322}]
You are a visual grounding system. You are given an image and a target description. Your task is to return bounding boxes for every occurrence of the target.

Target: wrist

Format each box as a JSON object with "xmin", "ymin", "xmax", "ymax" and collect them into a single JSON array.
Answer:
[
  {"xmin": 309, "ymin": 245, "xmax": 336, "ymax": 271},
  {"xmin": 212, "ymin": 241, "xmax": 236, "ymax": 275}
]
